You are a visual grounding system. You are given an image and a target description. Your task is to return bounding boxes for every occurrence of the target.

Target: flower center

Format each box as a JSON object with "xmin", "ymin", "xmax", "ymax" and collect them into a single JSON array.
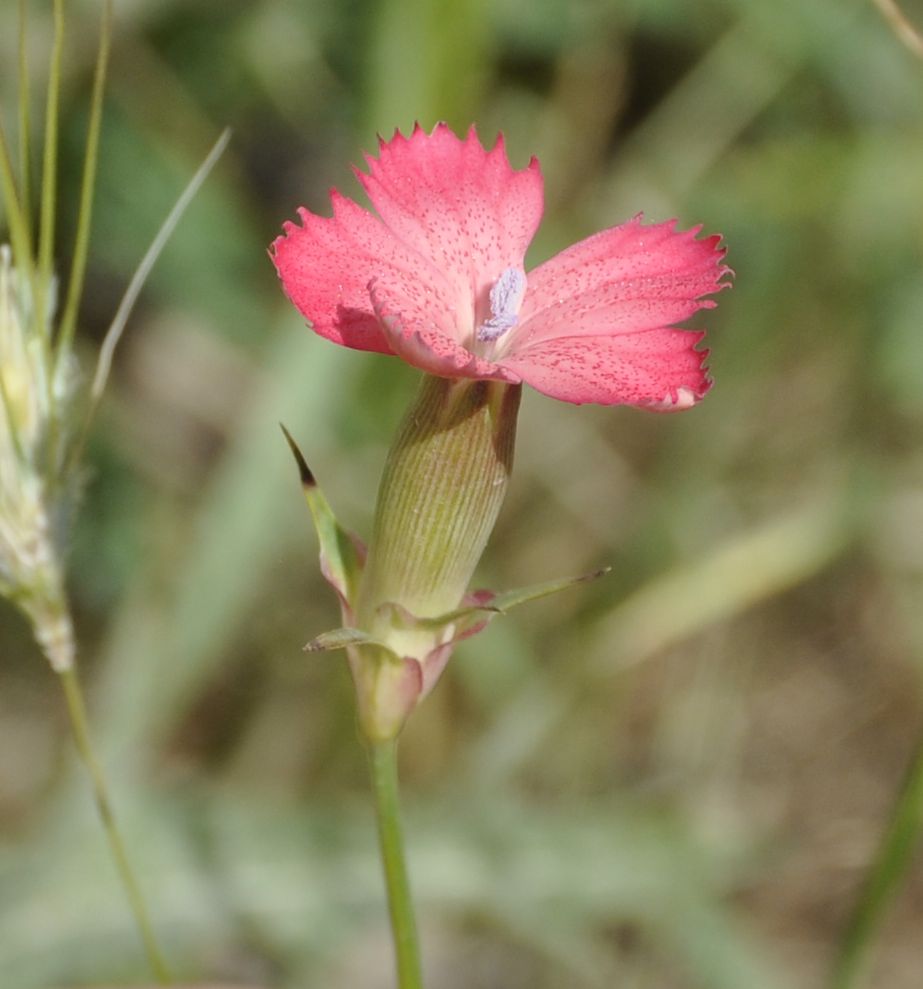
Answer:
[{"xmin": 476, "ymin": 267, "xmax": 526, "ymax": 343}]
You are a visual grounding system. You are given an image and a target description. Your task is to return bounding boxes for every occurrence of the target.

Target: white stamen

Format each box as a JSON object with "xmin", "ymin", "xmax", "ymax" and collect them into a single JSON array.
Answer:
[{"xmin": 477, "ymin": 267, "xmax": 526, "ymax": 342}]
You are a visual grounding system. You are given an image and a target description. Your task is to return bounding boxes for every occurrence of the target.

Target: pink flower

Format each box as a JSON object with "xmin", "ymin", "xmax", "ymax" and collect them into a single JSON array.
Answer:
[{"xmin": 271, "ymin": 123, "xmax": 730, "ymax": 409}]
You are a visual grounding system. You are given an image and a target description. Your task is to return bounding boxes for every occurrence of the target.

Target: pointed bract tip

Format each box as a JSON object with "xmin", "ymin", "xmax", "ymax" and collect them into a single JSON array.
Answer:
[{"xmin": 279, "ymin": 423, "xmax": 316, "ymax": 487}]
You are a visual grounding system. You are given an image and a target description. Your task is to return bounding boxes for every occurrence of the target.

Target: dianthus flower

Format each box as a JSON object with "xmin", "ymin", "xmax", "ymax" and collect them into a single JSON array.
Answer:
[
  {"xmin": 272, "ymin": 123, "xmax": 731, "ymax": 742},
  {"xmin": 272, "ymin": 123, "xmax": 729, "ymax": 409}
]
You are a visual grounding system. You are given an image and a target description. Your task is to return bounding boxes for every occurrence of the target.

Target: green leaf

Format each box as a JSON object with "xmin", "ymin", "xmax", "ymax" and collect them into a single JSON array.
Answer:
[
  {"xmin": 379, "ymin": 567, "xmax": 611, "ymax": 632},
  {"xmin": 487, "ymin": 567, "xmax": 611, "ymax": 614},
  {"xmin": 303, "ymin": 626, "xmax": 389, "ymax": 654},
  {"xmin": 280, "ymin": 424, "xmax": 365, "ymax": 611}
]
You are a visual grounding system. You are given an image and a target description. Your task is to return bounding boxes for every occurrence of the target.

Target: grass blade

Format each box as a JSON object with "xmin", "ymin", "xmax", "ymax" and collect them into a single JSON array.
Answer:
[
  {"xmin": 65, "ymin": 126, "xmax": 232, "ymax": 478},
  {"xmin": 89, "ymin": 128, "xmax": 231, "ymax": 406},
  {"xmin": 831, "ymin": 722, "xmax": 923, "ymax": 989}
]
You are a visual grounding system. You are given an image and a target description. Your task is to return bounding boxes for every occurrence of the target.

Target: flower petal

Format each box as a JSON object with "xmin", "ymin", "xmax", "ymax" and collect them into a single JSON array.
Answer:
[
  {"xmin": 514, "ymin": 217, "xmax": 730, "ymax": 347},
  {"xmin": 357, "ymin": 123, "xmax": 544, "ymax": 340},
  {"xmin": 369, "ymin": 278, "xmax": 521, "ymax": 384},
  {"xmin": 270, "ymin": 191, "xmax": 456, "ymax": 354},
  {"xmin": 501, "ymin": 329, "xmax": 711, "ymax": 408}
]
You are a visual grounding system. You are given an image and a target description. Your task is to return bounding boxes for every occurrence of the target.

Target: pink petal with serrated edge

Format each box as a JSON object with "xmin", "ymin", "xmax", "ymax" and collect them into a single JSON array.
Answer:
[
  {"xmin": 270, "ymin": 192, "xmax": 456, "ymax": 353},
  {"xmin": 512, "ymin": 217, "xmax": 730, "ymax": 347},
  {"xmin": 501, "ymin": 328, "xmax": 711, "ymax": 408},
  {"xmin": 358, "ymin": 123, "xmax": 544, "ymax": 338},
  {"xmin": 271, "ymin": 125, "xmax": 730, "ymax": 409}
]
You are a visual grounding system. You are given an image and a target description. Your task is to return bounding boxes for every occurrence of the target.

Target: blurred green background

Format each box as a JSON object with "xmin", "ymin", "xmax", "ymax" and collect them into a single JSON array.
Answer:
[{"xmin": 2, "ymin": 0, "xmax": 923, "ymax": 986}]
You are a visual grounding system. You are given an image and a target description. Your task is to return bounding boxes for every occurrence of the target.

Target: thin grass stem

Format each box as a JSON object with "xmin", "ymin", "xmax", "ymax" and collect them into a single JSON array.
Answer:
[
  {"xmin": 0, "ymin": 123, "xmax": 35, "ymax": 276},
  {"xmin": 871, "ymin": 0, "xmax": 923, "ymax": 59},
  {"xmin": 36, "ymin": 0, "xmax": 65, "ymax": 340},
  {"xmin": 58, "ymin": 665, "xmax": 172, "ymax": 984},
  {"xmin": 56, "ymin": 0, "xmax": 113, "ymax": 369},
  {"xmin": 18, "ymin": 0, "xmax": 33, "ymax": 230},
  {"xmin": 830, "ymin": 720, "xmax": 923, "ymax": 989}
]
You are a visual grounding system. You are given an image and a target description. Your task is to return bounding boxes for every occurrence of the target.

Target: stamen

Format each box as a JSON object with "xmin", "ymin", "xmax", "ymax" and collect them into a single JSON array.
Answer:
[{"xmin": 477, "ymin": 267, "xmax": 526, "ymax": 342}]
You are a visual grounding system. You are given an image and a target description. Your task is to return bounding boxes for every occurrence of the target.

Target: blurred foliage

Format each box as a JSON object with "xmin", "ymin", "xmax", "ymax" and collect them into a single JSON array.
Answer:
[{"xmin": 2, "ymin": 0, "xmax": 923, "ymax": 986}]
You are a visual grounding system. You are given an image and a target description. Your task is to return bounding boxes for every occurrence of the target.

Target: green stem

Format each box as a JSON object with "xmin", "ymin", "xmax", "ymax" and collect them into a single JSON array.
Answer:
[
  {"xmin": 830, "ymin": 719, "xmax": 923, "ymax": 989},
  {"xmin": 367, "ymin": 739, "xmax": 424, "ymax": 989},
  {"xmin": 56, "ymin": 0, "xmax": 113, "ymax": 370},
  {"xmin": 36, "ymin": 0, "xmax": 64, "ymax": 345},
  {"xmin": 17, "ymin": 0, "xmax": 32, "ymax": 233},
  {"xmin": 58, "ymin": 666, "xmax": 172, "ymax": 984}
]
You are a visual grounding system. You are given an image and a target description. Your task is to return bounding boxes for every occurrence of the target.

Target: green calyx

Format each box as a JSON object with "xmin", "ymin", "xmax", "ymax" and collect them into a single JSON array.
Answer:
[
  {"xmin": 286, "ymin": 374, "xmax": 520, "ymax": 740},
  {"xmin": 286, "ymin": 378, "xmax": 610, "ymax": 741},
  {"xmin": 357, "ymin": 374, "xmax": 521, "ymax": 643},
  {"xmin": 353, "ymin": 375, "xmax": 520, "ymax": 740}
]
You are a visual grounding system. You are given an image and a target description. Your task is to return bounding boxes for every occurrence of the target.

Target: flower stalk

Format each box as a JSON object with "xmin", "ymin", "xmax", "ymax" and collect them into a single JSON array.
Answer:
[
  {"xmin": 276, "ymin": 124, "xmax": 729, "ymax": 989},
  {"xmin": 368, "ymin": 740, "xmax": 423, "ymax": 989},
  {"xmin": 348, "ymin": 375, "xmax": 519, "ymax": 983}
]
